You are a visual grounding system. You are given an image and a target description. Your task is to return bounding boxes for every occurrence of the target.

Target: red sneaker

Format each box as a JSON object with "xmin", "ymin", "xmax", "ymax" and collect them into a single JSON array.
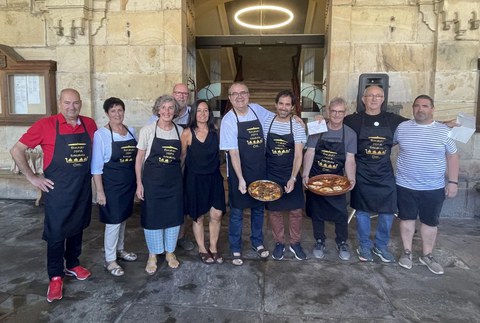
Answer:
[
  {"xmin": 46, "ymin": 276, "xmax": 63, "ymax": 302},
  {"xmin": 65, "ymin": 265, "xmax": 91, "ymax": 280}
]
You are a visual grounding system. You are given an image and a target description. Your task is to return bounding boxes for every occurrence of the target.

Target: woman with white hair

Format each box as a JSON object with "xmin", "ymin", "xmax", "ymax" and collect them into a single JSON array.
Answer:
[{"xmin": 135, "ymin": 95, "xmax": 184, "ymax": 275}]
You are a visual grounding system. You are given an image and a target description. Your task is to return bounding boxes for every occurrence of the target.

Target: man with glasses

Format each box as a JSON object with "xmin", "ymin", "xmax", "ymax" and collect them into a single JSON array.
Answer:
[
  {"xmin": 343, "ymin": 85, "xmax": 407, "ymax": 262},
  {"xmin": 302, "ymin": 97, "xmax": 357, "ymax": 261},
  {"xmin": 146, "ymin": 83, "xmax": 192, "ymax": 128},
  {"xmin": 146, "ymin": 84, "xmax": 195, "ymax": 250},
  {"xmin": 220, "ymin": 82, "xmax": 273, "ymax": 265},
  {"xmin": 172, "ymin": 83, "xmax": 192, "ymax": 128},
  {"xmin": 171, "ymin": 83, "xmax": 195, "ymax": 250}
]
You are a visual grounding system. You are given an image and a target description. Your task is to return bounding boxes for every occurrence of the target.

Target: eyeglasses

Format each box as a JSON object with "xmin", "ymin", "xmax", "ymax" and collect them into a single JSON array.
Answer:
[
  {"xmin": 229, "ymin": 91, "xmax": 249, "ymax": 98},
  {"xmin": 364, "ymin": 94, "xmax": 384, "ymax": 99},
  {"xmin": 174, "ymin": 91, "xmax": 189, "ymax": 96},
  {"xmin": 329, "ymin": 110, "xmax": 346, "ymax": 115}
]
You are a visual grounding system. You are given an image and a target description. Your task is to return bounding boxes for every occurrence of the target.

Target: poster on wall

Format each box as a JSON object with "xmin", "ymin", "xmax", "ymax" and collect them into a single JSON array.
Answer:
[
  {"xmin": 13, "ymin": 75, "xmax": 28, "ymax": 114},
  {"xmin": 27, "ymin": 76, "xmax": 41, "ymax": 104},
  {"xmin": 13, "ymin": 75, "xmax": 41, "ymax": 114}
]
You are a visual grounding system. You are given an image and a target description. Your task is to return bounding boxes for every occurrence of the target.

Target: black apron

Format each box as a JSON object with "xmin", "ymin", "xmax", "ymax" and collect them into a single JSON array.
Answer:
[
  {"xmin": 43, "ymin": 119, "xmax": 92, "ymax": 241},
  {"xmin": 141, "ymin": 122, "xmax": 184, "ymax": 229},
  {"xmin": 227, "ymin": 107, "xmax": 266, "ymax": 209},
  {"xmin": 305, "ymin": 126, "xmax": 347, "ymax": 221},
  {"xmin": 350, "ymin": 113, "xmax": 396, "ymax": 213},
  {"xmin": 265, "ymin": 117, "xmax": 304, "ymax": 211},
  {"xmin": 99, "ymin": 124, "xmax": 137, "ymax": 224}
]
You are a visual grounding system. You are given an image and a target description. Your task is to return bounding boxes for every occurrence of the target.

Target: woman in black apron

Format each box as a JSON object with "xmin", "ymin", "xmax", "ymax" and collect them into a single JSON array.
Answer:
[
  {"xmin": 181, "ymin": 100, "xmax": 226, "ymax": 264},
  {"xmin": 265, "ymin": 113, "xmax": 306, "ymax": 261},
  {"xmin": 92, "ymin": 97, "xmax": 137, "ymax": 277},
  {"xmin": 135, "ymin": 95, "xmax": 184, "ymax": 275}
]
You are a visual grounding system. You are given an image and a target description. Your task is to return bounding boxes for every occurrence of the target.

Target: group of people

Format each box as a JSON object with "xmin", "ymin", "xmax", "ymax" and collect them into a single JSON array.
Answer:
[
  {"xmin": 10, "ymin": 82, "xmax": 458, "ymax": 303},
  {"xmin": 220, "ymin": 82, "xmax": 458, "ymax": 272}
]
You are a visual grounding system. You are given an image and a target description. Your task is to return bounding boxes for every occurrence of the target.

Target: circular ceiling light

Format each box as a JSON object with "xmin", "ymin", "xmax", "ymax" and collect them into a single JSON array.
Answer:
[{"xmin": 234, "ymin": 5, "xmax": 294, "ymax": 30}]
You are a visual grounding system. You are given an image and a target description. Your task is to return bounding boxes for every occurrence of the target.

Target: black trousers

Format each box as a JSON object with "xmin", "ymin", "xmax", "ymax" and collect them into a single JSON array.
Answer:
[
  {"xmin": 312, "ymin": 217, "xmax": 348, "ymax": 245},
  {"xmin": 46, "ymin": 231, "xmax": 83, "ymax": 279}
]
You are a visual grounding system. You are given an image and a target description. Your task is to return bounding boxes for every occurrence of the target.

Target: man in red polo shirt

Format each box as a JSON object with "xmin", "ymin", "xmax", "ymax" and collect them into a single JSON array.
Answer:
[{"xmin": 10, "ymin": 88, "xmax": 97, "ymax": 303}]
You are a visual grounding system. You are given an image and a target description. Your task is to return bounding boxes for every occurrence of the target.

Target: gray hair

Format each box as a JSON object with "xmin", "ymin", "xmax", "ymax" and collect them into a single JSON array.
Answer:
[
  {"xmin": 151, "ymin": 95, "xmax": 179, "ymax": 117},
  {"xmin": 363, "ymin": 85, "xmax": 384, "ymax": 96},
  {"xmin": 328, "ymin": 97, "xmax": 347, "ymax": 109}
]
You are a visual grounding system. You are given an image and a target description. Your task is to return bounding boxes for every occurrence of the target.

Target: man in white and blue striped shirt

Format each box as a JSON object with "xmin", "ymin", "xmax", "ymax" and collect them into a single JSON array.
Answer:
[
  {"xmin": 394, "ymin": 95, "xmax": 459, "ymax": 275},
  {"xmin": 263, "ymin": 90, "xmax": 307, "ymax": 260}
]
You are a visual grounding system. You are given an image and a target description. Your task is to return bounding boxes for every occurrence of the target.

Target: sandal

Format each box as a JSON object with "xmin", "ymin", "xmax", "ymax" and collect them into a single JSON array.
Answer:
[
  {"xmin": 252, "ymin": 245, "xmax": 270, "ymax": 259},
  {"xmin": 232, "ymin": 252, "xmax": 243, "ymax": 266},
  {"xmin": 145, "ymin": 254, "xmax": 157, "ymax": 275},
  {"xmin": 117, "ymin": 250, "xmax": 137, "ymax": 262},
  {"xmin": 199, "ymin": 252, "xmax": 215, "ymax": 264},
  {"xmin": 166, "ymin": 252, "xmax": 180, "ymax": 269},
  {"xmin": 105, "ymin": 261, "xmax": 124, "ymax": 277},
  {"xmin": 209, "ymin": 249, "xmax": 224, "ymax": 264}
]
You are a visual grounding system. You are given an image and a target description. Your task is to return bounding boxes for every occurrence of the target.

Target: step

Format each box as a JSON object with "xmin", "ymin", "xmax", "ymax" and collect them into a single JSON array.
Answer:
[{"xmin": 0, "ymin": 169, "xmax": 39, "ymax": 201}]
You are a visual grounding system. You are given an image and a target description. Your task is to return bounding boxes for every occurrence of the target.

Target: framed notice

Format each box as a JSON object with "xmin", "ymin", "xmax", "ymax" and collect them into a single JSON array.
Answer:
[
  {"xmin": 9, "ymin": 74, "xmax": 46, "ymax": 115},
  {"xmin": 0, "ymin": 44, "xmax": 57, "ymax": 125}
]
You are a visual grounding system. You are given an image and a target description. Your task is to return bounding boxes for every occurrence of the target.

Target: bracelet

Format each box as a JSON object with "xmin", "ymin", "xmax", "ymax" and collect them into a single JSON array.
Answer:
[
  {"xmin": 290, "ymin": 176, "xmax": 297, "ymax": 182},
  {"xmin": 448, "ymin": 180, "xmax": 458, "ymax": 185}
]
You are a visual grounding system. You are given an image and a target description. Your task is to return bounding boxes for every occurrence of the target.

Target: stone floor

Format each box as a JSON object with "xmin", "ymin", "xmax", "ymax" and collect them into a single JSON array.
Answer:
[{"xmin": 1, "ymin": 198, "xmax": 479, "ymax": 323}]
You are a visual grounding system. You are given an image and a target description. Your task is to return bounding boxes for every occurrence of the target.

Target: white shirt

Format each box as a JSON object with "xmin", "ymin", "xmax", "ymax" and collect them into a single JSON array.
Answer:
[
  {"xmin": 219, "ymin": 103, "xmax": 274, "ymax": 151},
  {"xmin": 91, "ymin": 126, "xmax": 136, "ymax": 175},
  {"xmin": 137, "ymin": 122, "xmax": 183, "ymax": 160}
]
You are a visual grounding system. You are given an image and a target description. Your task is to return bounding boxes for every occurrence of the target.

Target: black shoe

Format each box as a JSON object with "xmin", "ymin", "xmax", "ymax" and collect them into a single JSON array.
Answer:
[{"xmin": 289, "ymin": 242, "xmax": 307, "ymax": 260}]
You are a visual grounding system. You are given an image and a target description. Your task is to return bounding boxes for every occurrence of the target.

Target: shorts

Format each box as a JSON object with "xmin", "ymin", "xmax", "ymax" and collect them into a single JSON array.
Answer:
[{"xmin": 397, "ymin": 185, "xmax": 445, "ymax": 227}]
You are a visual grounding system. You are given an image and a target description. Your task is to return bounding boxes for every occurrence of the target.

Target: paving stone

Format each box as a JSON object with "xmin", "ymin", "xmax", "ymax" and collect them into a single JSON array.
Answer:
[{"xmin": 1, "ymin": 199, "xmax": 479, "ymax": 322}]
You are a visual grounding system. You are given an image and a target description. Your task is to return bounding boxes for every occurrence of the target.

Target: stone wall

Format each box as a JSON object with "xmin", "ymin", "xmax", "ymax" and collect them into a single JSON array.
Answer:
[
  {"xmin": 0, "ymin": 0, "xmax": 191, "ymax": 167},
  {"xmin": 0, "ymin": 0, "xmax": 479, "ymax": 216},
  {"xmin": 327, "ymin": 0, "xmax": 480, "ymax": 217}
]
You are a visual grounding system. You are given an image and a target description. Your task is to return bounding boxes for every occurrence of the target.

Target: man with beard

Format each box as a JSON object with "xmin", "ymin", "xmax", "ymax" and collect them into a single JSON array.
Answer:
[{"xmin": 264, "ymin": 90, "xmax": 307, "ymax": 260}]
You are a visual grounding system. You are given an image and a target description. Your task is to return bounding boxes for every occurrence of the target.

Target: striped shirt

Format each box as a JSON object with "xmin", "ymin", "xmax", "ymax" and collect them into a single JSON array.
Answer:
[
  {"xmin": 394, "ymin": 120, "xmax": 457, "ymax": 190},
  {"xmin": 263, "ymin": 115, "xmax": 307, "ymax": 144}
]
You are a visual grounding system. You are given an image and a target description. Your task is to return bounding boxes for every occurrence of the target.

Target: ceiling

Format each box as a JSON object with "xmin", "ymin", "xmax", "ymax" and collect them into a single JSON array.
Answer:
[
  {"xmin": 195, "ymin": 0, "xmax": 326, "ymax": 36},
  {"xmin": 194, "ymin": 0, "xmax": 327, "ymax": 88}
]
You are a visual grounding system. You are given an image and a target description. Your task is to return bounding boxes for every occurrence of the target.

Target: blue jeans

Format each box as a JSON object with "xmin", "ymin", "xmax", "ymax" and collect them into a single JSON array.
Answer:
[
  {"xmin": 355, "ymin": 210, "xmax": 393, "ymax": 250},
  {"xmin": 229, "ymin": 206, "xmax": 265, "ymax": 253}
]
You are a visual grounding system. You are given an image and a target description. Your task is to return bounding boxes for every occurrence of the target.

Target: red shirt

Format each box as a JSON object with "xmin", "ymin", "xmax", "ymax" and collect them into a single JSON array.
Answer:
[{"xmin": 19, "ymin": 113, "xmax": 98, "ymax": 170}]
